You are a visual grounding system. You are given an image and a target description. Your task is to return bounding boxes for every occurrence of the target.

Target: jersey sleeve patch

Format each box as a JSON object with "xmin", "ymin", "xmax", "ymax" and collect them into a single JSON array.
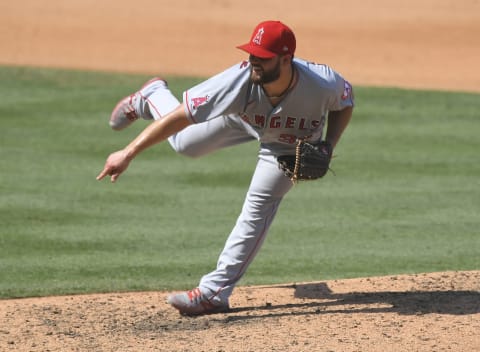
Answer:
[
  {"xmin": 341, "ymin": 80, "xmax": 353, "ymax": 101},
  {"xmin": 191, "ymin": 95, "xmax": 210, "ymax": 109}
]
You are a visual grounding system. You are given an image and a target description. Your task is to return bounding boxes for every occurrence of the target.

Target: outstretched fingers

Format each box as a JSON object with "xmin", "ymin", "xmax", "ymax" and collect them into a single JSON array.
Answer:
[
  {"xmin": 96, "ymin": 150, "xmax": 131, "ymax": 183},
  {"xmin": 96, "ymin": 165, "xmax": 119, "ymax": 183},
  {"xmin": 96, "ymin": 167, "xmax": 109, "ymax": 181}
]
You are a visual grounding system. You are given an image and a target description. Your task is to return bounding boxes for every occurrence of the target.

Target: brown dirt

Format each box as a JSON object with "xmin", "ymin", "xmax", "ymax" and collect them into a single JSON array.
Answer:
[
  {"xmin": 1, "ymin": 272, "xmax": 479, "ymax": 351},
  {"xmin": 1, "ymin": 1, "xmax": 479, "ymax": 351},
  {"xmin": 1, "ymin": 0, "xmax": 479, "ymax": 92}
]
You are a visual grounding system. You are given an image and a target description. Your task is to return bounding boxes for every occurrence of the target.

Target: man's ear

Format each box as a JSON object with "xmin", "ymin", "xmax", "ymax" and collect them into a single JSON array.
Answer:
[{"xmin": 281, "ymin": 54, "xmax": 293, "ymax": 65}]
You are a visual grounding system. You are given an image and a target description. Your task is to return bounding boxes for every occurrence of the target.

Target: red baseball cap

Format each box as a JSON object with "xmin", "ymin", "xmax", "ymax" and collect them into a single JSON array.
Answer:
[{"xmin": 237, "ymin": 20, "xmax": 296, "ymax": 59}]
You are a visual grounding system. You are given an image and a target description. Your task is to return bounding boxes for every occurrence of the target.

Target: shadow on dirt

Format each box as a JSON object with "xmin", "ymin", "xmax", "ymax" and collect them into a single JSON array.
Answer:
[
  {"xmin": 226, "ymin": 282, "xmax": 480, "ymax": 320},
  {"xmin": 134, "ymin": 282, "xmax": 480, "ymax": 332},
  {"xmin": 294, "ymin": 282, "xmax": 480, "ymax": 315}
]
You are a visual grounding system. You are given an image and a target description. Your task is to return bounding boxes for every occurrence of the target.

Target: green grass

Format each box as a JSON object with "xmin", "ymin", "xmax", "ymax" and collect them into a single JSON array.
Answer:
[{"xmin": 0, "ymin": 65, "xmax": 479, "ymax": 298}]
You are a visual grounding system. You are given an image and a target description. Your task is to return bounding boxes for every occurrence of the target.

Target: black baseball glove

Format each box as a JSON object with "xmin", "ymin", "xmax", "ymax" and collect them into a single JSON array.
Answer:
[{"xmin": 277, "ymin": 139, "xmax": 333, "ymax": 182}]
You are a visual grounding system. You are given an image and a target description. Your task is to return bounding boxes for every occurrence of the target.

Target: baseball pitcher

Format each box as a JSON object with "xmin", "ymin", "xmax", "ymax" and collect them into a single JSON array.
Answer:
[{"xmin": 97, "ymin": 20, "xmax": 354, "ymax": 315}]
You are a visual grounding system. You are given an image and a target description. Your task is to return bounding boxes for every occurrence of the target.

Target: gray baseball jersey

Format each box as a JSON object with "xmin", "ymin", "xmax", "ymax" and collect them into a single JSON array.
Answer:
[
  {"xmin": 183, "ymin": 58, "xmax": 354, "ymax": 156},
  {"xmin": 142, "ymin": 57, "xmax": 354, "ymax": 306}
]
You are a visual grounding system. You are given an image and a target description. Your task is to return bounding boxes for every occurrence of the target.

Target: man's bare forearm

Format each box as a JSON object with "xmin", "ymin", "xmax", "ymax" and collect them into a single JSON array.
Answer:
[
  {"xmin": 325, "ymin": 106, "xmax": 353, "ymax": 148},
  {"xmin": 124, "ymin": 104, "xmax": 191, "ymax": 160}
]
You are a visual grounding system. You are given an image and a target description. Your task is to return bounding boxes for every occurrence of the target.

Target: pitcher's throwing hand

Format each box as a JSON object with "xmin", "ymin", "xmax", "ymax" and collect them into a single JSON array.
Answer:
[{"xmin": 96, "ymin": 150, "xmax": 132, "ymax": 183}]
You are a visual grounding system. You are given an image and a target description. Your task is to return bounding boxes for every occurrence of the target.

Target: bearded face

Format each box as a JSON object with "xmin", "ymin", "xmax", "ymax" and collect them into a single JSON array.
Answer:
[{"xmin": 249, "ymin": 55, "xmax": 282, "ymax": 85}]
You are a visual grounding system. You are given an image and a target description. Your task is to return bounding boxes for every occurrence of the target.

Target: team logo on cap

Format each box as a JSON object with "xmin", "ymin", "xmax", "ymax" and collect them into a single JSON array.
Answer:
[{"xmin": 252, "ymin": 27, "xmax": 264, "ymax": 45}]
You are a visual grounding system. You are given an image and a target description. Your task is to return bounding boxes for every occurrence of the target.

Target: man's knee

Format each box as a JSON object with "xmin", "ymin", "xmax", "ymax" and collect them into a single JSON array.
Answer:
[{"xmin": 168, "ymin": 137, "xmax": 205, "ymax": 158}]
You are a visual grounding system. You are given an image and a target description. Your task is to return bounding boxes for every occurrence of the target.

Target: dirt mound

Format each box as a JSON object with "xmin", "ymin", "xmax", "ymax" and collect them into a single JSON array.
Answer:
[{"xmin": 1, "ymin": 271, "xmax": 479, "ymax": 351}]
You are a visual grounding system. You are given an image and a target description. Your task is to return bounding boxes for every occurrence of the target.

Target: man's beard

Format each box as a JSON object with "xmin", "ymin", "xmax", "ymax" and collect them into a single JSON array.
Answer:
[{"xmin": 250, "ymin": 59, "xmax": 281, "ymax": 85}]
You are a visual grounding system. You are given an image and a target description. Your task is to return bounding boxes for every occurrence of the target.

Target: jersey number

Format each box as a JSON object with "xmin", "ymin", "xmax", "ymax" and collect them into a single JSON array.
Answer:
[{"xmin": 278, "ymin": 134, "xmax": 297, "ymax": 144}]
